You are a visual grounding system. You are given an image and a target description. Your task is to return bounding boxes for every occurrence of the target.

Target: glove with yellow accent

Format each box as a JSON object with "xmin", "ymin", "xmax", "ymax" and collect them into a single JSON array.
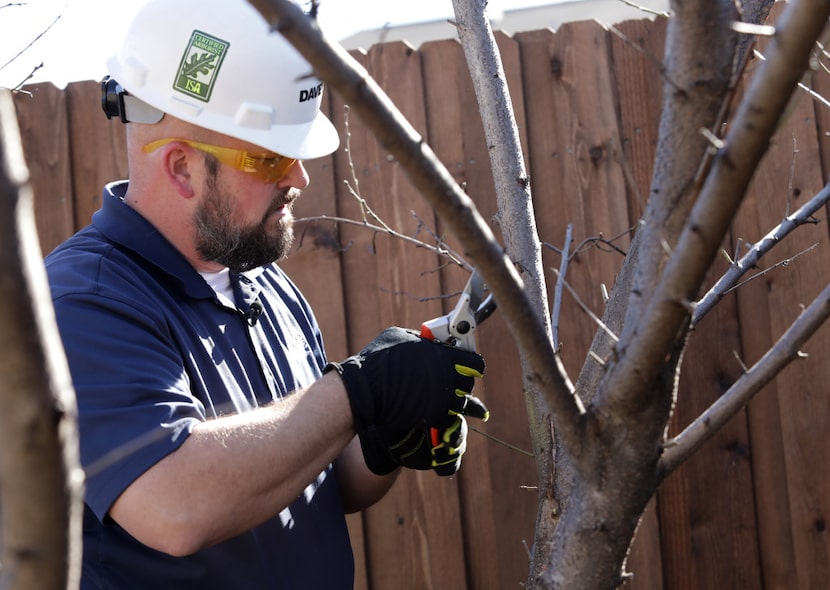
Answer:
[
  {"xmin": 361, "ymin": 416, "xmax": 471, "ymax": 476},
  {"xmin": 325, "ymin": 327, "xmax": 487, "ymax": 475}
]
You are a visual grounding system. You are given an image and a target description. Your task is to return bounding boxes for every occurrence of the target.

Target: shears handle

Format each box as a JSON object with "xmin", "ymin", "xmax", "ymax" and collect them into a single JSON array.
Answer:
[
  {"xmin": 419, "ymin": 319, "xmax": 457, "ymax": 449},
  {"xmin": 419, "ymin": 317, "xmax": 450, "ymax": 344},
  {"xmin": 418, "ymin": 272, "xmax": 494, "ymax": 453}
]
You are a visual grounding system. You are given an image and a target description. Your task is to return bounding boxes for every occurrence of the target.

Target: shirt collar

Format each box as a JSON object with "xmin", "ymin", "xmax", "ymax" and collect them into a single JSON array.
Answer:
[
  {"xmin": 93, "ymin": 180, "xmax": 215, "ymax": 300},
  {"xmin": 93, "ymin": 181, "xmax": 271, "ymax": 305}
]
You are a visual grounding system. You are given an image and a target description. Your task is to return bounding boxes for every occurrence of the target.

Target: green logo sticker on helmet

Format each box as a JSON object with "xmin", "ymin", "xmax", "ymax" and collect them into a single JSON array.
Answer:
[{"xmin": 173, "ymin": 30, "xmax": 230, "ymax": 102}]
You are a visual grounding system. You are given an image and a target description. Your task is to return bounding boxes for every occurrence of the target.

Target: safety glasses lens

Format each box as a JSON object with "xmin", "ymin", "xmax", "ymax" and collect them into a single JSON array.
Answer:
[
  {"xmin": 243, "ymin": 155, "xmax": 297, "ymax": 183},
  {"xmin": 144, "ymin": 139, "xmax": 296, "ymax": 183}
]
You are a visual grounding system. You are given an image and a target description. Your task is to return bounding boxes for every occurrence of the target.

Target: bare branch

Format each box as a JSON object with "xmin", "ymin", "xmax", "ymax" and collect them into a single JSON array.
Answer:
[
  {"xmin": 339, "ymin": 105, "xmax": 393, "ymax": 230},
  {"xmin": 614, "ymin": 0, "xmax": 670, "ymax": 18},
  {"xmin": 334, "ymin": 105, "xmax": 472, "ymax": 268},
  {"xmin": 6, "ymin": 62, "xmax": 42, "ymax": 93},
  {"xmin": 449, "ymin": 0, "xmax": 582, "ymax": 425},
  {"xmin": 469, "ymin": 426, "xmax": 535, "ymax": 458},
  {"xmin": 693, "ymin": 181, "xmax": 830, "ymax": 325},
  {"xmin": 660, "ymin": 281, "xmax": 830, "ymax": 475},
  {"xmin": 551, "ymin": 224, "xmax": 573, "ymax": 351},
  {"xmin": 243, "ymin": 1, "xmax": 583, "ymax": 429},
  {"xmin": 0, "ymin": 87, "xmax": 83, "ymax": 590},
  {"xmin": 602, "ymin": 0, "xmax": 830, "ymax": 414},
  {"xmin": 725, "ymin": 242, "xmax": 818, "ymax": 289},
  {"xmin": 552, "ymin": 268, "xmax": 621, "ymax": 346},
  {"xmin": 0, "ymin": 9, "xmax": 61, "ymax": 84},
  {"xmin": 295, "ymin": 214, "xmax": 470, "ymax": 267}
]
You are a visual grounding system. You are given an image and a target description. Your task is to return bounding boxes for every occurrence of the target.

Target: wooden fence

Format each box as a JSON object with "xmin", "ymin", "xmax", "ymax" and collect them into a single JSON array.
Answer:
[{"xmin": 11, "ymin": 8, "xmax": 830, "ymax": 589}]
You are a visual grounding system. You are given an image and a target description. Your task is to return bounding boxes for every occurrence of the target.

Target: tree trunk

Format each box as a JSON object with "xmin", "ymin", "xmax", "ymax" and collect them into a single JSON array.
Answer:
[
  {"xmin": 0, "ymin": 88, "xmax": 83, "ymax": 590},
  {"xmin": 242, "ymin": 2, "xmax": 830, "ymax": 588}
]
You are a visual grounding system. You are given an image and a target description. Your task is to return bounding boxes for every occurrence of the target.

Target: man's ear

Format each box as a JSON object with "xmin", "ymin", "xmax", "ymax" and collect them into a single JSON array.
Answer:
[{"xmin": 161, "ymin": 145, "xmax": 197, "ymax": 199}]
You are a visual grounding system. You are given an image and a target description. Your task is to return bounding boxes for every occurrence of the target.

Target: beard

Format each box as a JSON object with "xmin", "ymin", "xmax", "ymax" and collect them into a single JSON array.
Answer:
[{"xmin": 194, "ymin": 169, "xmax": 298, "ymax": 273}]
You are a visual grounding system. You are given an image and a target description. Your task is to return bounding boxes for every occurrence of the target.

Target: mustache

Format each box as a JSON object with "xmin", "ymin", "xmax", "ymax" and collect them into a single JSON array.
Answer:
[{"xmin": 267, "ymin": 187, "xmax": 301, "ymax": 215}]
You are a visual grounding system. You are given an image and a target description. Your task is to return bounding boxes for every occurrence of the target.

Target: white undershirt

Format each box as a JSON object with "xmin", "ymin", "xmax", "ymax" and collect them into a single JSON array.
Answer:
[{"xmin": 199, "ymin": 268, "xmax": 235, "ymax": 308}]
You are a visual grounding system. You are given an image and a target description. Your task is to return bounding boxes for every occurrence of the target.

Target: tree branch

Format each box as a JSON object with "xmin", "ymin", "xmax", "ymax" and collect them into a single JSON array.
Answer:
[
  {"xmin": 551, "ymin": 224, "xmax": 573, "ymax": 351},
  {"xmin": 244, "ymin": 0, "xmax": 584, "ymax": 430},
  {"xmin": 0, "ymin": 88, "xmax": 83, "ymax": 590},
  {"xmin": 600, "ymin": 0, "xmax": 830, "ymax": 417},
  {"xmin": 660, "ymin": 280, "xmax": 830, "ymax": 475},
  {"xmin": 294, "ymin": 214, "xmax": 470, "ymax": 269},
  {"xmin": 693, "ymin": 181, "xmax": 830, "ymax": 326},
  {"xmin": 0, "ymin": 9, "xmax": 61, "ymax": 90}
]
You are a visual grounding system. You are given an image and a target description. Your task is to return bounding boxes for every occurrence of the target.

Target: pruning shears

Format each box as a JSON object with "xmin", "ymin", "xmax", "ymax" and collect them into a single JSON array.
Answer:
[
  {"xmin": 419, "ymin": 269, "xmax": 496, "ymax": 351},
  {"xmin": 420, "ymin": 269, "xmax": 496, "ymax": 445}
]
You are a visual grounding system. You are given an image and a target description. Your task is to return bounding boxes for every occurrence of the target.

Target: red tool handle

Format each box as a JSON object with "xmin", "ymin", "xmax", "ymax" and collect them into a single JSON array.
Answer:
[
  {"xmin": 420, "ymin": 323, "xmax": 443, "ymax": 448},
  {"xmin": 419, "ymin": 322, "xmax": 438, "ymax": 342}
]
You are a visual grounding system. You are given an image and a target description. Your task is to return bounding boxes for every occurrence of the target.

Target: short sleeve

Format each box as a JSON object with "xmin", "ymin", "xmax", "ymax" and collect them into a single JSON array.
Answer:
[{"xmin": 54, "ymin": 290, "xmax": 203, "ymax": 520}]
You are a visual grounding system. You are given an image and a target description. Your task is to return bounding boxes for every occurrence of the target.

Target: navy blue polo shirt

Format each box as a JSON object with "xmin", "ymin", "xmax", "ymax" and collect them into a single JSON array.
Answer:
[{"xmin": 45, "ymin": 181, "xmax": 353, "ymax": 589}]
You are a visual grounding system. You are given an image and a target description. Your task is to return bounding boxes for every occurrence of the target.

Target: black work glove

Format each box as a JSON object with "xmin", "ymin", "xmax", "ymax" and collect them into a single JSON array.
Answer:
[
  {"xmin": 361, "ymin": 416, "xmax": 470, "ymax": 476},
  {"xmin": 325, "ymin": 327, "xmax": 487, "ymax": 462}
]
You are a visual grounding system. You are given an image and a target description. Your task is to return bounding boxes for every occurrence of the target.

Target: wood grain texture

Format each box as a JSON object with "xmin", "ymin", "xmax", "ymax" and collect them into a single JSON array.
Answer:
[{"xmin": 13, "ymin": 83, "xmax": 73, "ymax": 254}]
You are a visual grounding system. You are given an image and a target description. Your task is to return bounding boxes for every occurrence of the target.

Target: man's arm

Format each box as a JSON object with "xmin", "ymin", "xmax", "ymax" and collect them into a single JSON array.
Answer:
[
  {"xmin": 334, "ymin": 437, "xmax": 399, "ymax": 514},
  {"xmin": 109, "ymin": 371, "xmax": 354, "ymax": 556},
  {"xmin": 109, "ymin": 328, "xmax": 487, "ymax": 556}
]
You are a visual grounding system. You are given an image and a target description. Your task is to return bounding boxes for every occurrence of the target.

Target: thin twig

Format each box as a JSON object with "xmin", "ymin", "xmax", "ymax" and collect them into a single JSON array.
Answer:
[
  {"xmin": 8, "ymin": 62, "xmax": 42, "ymax": 92},
  {"xmin": 341, "ymin": 105, "xmax": 392, "ymax": 230},
  {"xmin": 470, "ymin": 426, "xmax": 534, "ymax": 457},
  {"xmin": 409, "ymin": 210, "xmax": 471, "ymax": 270},
  {"xmin": 614, "ymin": 0, "xmax": 670, "ymax": 17},
  {"xmin": 724, "ymin": 243, "xmax": 818, "ymax": 294},
  {"xmin": 570, "ymin": 229, "xmax": 630, "ymax": 259},
  {"xmin": 541, "ymin": 227, "xmax": 631, "ymax": 259},
  {"xmin": 606, "ymin": 24, "xmax": 679, "ymax": 92},
  {"xmin": 551, "ymin": 268, "xmax": 620, "ymax": 344},
  {"xmin": 335, "ymin": 104, "xmax": 470, "ymax": 269},
  {"xmin": 295, "ymin": 214, "xmax": 470, "ymax": 263},
  {"xmin": 0, "ymin": 8, "xmax": 62, "ymax": 74}
]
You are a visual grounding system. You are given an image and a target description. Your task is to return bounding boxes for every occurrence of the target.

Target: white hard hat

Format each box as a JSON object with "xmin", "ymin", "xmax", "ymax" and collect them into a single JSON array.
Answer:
[{"xmin": 105, "ymin": 0, "xmax": 339, "ymax": 160}]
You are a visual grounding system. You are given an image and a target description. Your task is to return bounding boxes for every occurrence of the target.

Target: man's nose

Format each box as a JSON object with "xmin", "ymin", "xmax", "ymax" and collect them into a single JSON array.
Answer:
[{"xmin": 278, "ymin": 160, "xmax": 309, "ymax": 190}]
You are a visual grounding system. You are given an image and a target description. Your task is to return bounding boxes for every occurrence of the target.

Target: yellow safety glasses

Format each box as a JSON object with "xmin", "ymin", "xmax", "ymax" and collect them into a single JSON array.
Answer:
[{"xmin": 143, "ymin": 138, "xmax": 297, "ymax": 183}]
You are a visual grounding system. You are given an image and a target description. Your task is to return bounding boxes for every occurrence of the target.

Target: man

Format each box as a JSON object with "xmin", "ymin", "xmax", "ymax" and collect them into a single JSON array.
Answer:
[{"xmin": 45, "ymin": 0, "xmax": 488, "ymax": 588}]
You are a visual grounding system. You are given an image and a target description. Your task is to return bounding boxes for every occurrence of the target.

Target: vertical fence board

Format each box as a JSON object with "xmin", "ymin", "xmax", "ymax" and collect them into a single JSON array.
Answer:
[
  {"xmin": 12, "ymin": 83, "xmax": 73, "ymax": 254},
  {"xmin": 740, "ymin": 6, "xmax": 830, "ymax": 586},
  {"xmin": 610, "ymin": 16, "xmax": 667, "ymax": 224},
  {"xmin": 729, "ymin": 149, "xmax": 798, "ymax": 590},
  {"xmin": 65, "ymin": 81, "xmax": 128, "ymax": 229},
  {"xmin": 812, "ymin": 40, "xmax": 830, "ymax": 180},
  {"xmin": 727, "ymin": 42, "xmax": 797, "ymax": 590},
  {"xmin": 515, "ymin": 23, "xmax": 631, "ymax": 377},
  {"xmin": 282, "ymin": 92, "xmax": 349, "ymax": 362},
  {"xmin": 279, "ymin": 89, "xmax": 364, "ymax": 584},
  {"xmin": 659, "ymin": 282, "xmax": 762, "ymax": 589},
  {"xmin": 739, "ymin": 86, "xmax": 830, "ymax": 589},
  {"xmin": 332, "ymin": 43, "xmax": 469, "ymax": 589},
  {"xmin": 420, "ymin": 32, "xmax": 538, "ymax": 589},
  {"xmin": 418, "ymin": 37, "xmax": 502, "ymax": 590}
]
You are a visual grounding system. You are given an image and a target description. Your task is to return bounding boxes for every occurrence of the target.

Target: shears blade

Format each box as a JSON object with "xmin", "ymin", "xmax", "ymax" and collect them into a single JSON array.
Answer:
[{"xmin": 420, "ymin": 269, "xmax": 496, "ymax": 351}]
